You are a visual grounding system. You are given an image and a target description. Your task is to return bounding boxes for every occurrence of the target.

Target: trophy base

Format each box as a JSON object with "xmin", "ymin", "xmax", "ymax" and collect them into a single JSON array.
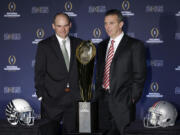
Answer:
[{"xmin": 76, "ymin": 101, "xmax": 98, "ymax": 133}]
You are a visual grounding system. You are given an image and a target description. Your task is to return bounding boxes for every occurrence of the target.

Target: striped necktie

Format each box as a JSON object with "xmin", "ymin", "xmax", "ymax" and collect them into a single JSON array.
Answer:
[{"xmin": 103, "ymin": 40, "xmax": 115, "ymax": 90}]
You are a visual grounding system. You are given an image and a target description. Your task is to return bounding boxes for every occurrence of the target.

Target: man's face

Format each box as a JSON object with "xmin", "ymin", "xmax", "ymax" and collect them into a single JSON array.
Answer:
[
  {"xmin": 104, "ymin": 15, "xmax": 123, "ymax": 39},
  {"xmin": 52, "ymin": 15, "xmax": 71, "ymax": 39}
]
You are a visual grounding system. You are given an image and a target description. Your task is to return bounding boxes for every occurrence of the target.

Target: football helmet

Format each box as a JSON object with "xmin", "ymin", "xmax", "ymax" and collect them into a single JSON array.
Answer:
[
  {"xmin": 144, "ymin": 101, "xmax": 178, "ymax": 128},
  {"xmin": 5, "ymin": 98, "xmax": 35, "ymax": 126}
]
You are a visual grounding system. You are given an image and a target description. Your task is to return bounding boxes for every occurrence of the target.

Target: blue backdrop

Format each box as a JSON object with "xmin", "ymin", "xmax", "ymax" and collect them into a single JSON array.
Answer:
[{"xmin": 0, "ymin": 0, "xmax": 180, "ymax": 121}]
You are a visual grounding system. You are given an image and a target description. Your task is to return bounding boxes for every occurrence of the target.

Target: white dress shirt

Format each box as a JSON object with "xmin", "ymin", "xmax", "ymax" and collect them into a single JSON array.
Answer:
[
  {"xmin": 105, "ymin": 31, "xmax": 124, "ymax": 59},
  {"xmin": 56, "ymin": 34, "xmax": 71, "ymax": 61}
]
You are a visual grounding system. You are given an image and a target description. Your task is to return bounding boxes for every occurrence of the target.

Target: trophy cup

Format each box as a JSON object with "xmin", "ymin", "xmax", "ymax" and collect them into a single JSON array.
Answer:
[{"xmin": 76, "ymin": 40, "xmax": 96, "ymax": 133}]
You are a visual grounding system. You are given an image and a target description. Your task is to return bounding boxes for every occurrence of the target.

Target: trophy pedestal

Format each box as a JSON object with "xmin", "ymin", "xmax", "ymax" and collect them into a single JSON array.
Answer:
[{"xmin": 76, "ymin": 101, "xmax": 98, "ymax": 133}]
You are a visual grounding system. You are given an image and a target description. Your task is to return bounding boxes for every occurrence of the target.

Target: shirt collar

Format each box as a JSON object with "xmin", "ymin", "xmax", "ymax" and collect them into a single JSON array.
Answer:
[
  {"xmin": 55, "ymin": 34, "xmax": 69, "ymax": 44},
  {"xmin": 110, "ymin": 31, "xmax": 124, "ymax": 44}
]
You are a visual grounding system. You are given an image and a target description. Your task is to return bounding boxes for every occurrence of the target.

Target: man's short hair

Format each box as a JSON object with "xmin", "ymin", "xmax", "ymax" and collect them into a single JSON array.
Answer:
[
  {"xmin": 53, "ymin": 12, "xmax": 70, "ymax": 24},
  {"xmin": 105, "ymin": 9, "xmax": 124, "ymax": 22}
]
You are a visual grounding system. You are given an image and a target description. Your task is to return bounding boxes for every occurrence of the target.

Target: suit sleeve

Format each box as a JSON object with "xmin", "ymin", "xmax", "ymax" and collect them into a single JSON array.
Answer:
[
  {"xmin": 131, "ymin": 41, "xmax": 147, "ymax": 102},
  {"xmin": 34, "ymin": 43, "xmax": 46, "ymax": 98}
]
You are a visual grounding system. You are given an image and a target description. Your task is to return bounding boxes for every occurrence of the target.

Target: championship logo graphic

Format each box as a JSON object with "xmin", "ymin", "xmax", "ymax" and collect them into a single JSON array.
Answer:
[
  {"xmin": 65, "ymin": 1, "xmax": 72, "ymax": 11},
  {"xmin": 4, "ymin": 55, "xmax": 21, "ymax": 71},
  {"xmin": 93, "ymin": 28, "xmax": 101, "ymax": 38},
  {"xmin": 8, "ymin": 55, "xmax": 16, "ymax": 65},
  {"xmin": 151, "ymin": 28, "xmax": 159, "ymax": 38},
  {"xmin": 4, "ymin": 2, "xmax": 21, "ymax": 18},
  {"xmin": 121, "ymin": 0, "xmax": 134, "ymax": 16},
  {"xmin": 91, "ymin": 28, "xmax": 103, "ymax": 43},
  {"xmin": 32, "ymin": 28, "xmax": 45, "ymax": 44},
  {"xmin": 151, "ymin": 82, "xmax": 159, "ymax": 92},
  {"xmin": 36, "ymin": 28, "xmax": 45, "ymax": 39},
  {"xmin": 64, "ymin": 1, "xmax": 77, "ymax": 17},
  {"xmin": 146, "ymin": 82, "xmax": 163, "ymax": 98},
  {"xmin": 8, "ymin": 2, "xmax": 16, "ymax": 12},
  {"xmin": 122, "ymin": 0, "xmax": 130, "ymax": 11},
  {"xmin": 146, "ymin": 27, "xmax": 163, "ymax": 44}
]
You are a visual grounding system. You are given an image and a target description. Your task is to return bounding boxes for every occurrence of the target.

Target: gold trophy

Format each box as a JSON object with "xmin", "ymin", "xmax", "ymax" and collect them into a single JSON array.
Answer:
[{"xmin": 76, "ymin": 40, "xmax": 96, "ymax": 133}]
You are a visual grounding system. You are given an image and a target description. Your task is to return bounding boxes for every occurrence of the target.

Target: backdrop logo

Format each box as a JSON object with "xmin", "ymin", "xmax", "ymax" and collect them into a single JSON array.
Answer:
[
  {"xmin": 4, "ymin": 55, "xmax": 20, "ymax": 71},
  {"xmin": 4, "ymin": 2, "xmax": 21, "ymax": 18},
  {"xmin": 175, "ymin": 33, "xmax": 180, "ymax": 40},
  {"xmin": 4, "ymin": 86, "xmax": 21, "ymax": 94},
  {"xmin": 91, "ymin": 28, "xmax": 103, "ymax": 43},
  {"xmin": 127, "ymin": 32, "xmax": 135, "ymax": 38},
  {"xmin": 175, "ymin": 87, "xmax": 180, "ymax": 94},
  {"xmin": 146, "ymin": 27, "xmax": 163, "ymax": 44},
  {"xmin": 65, "ymin": 1, "xmax": 72, "ymax": 11},
  {"xmin": 146, "ymin": 5, "xmax": 164, "ymax": 13},
  {"xmin": 148, "ymin": 60, "xmax": 164, "ymax": 67},
  {"xmin": 146, "ymin": 82, "xmax": 163, "ymax": 98},
  {"xmin": 121, "ymin": 0, "xmax": 134, "ymax": 16},
  {"xmin": 175, "ymin": 11, "xmax": 180, "ymax": 16},
  {"xmin": 8, "ymin": 2, "xmax": 16, "ymax": 12},
  {"xmin": 32, "ymin": 60, "xmax": 35, "ymax": 68},
  {"xmin": 151, "ymin": 82, "xmax": 159, "ymax": 92},
  {"xmin": 93, "ymin": 28, "xmax": 101, "ymax": 38},
  {"xmin": 32, "ymin": 6, "xmax": 49, "ymax": 14},
  {"xmin": 64, "ymin": 1, "xmax": 77, "ymax": 17},
  {"xmin": 32, "ymin": 28, "xmax": 45, "ymax": 44},
  {"xmin": 4, "ymin": 33, "xmax": 21, "ymax": 40},
  {"xmin": 8, "ymin": 55, "xmax": 16, "ymax": 65},
  {"xmin": 151, "ymin": 28, "xmax": 159, "ymax": 38},
  {"xmin": 36, "ymin": 28, "xmax": 45, "ymax": 39},
  {"xmin": 122, "ymin": 0, "xmax": 130, "ymax": 10},
  {"xmin": 32, "ymin": 92, "xmax": 37, "ymax": 98},
  {"xmin": 69, "ymin": 32, "xmax": 78, "ymax": 37},
  {"xmin": 88, "ymin": 6, "xmax": 106, "ymax": 13},
  {"xmin": 175, "ymin": 65, "xmax": 180, "ymax": 71}
]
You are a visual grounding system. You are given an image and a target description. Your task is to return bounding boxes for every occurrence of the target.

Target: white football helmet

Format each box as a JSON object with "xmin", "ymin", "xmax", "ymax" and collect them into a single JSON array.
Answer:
[
  {"xmin": 5, "ymin": 98, "xmax": 35, "ymax": 126},
  {"xmin": 144, "ymin": 101, "xmax": 178, "ymax": 128}
]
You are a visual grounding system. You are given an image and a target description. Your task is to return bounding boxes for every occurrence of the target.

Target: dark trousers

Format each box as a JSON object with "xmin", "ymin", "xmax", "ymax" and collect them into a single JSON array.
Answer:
[
  {"xmin": 40, "ymin": 104, "xmax": 76, "ymax": 135},
  {"xmin": 98, "ymin": 90, "xmax": 125, "ymax": 135}
]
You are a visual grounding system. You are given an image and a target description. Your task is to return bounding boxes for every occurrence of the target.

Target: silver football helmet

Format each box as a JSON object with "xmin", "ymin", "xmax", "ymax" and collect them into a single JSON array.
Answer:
[
  {"xmin": 144, "ymin": 101, "xmax": 178, "ymax": 128},
  {"xmin": 5, "ymin": 98, "xmax": 35, "ymax": 126}
]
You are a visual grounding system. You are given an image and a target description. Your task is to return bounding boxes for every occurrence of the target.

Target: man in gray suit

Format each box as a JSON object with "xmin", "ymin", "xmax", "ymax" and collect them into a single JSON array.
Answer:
[
  {"xmin": 95, "ymin": 9, "xmax": 147, "ymax": 135},
  {"xmin": 35, "ymin": 12, "xmax": 82, "ymax": 134}
]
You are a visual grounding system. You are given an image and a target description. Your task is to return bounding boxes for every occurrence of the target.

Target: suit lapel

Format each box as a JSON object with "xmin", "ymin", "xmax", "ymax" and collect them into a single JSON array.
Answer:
[
  {"xmin": 51, "ymin": 35, "xmax": 64, "ymax": 60},
  {"xmin": 101, "ymin": 39, "xmax": 109, "ymax": 65},
  {"xmin": 113, "ymin": 34, "xmax": 128, "ymax": 61},
  {"xmin": 69, "ymin": 36, "xmax": 76, "ymax": 72}
]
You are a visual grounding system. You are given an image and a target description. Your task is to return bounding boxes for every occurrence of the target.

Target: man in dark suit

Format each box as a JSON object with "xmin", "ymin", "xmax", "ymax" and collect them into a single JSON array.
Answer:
[
  {"xmin": 95, "ymin": 9, "xmax": 147, "ymax": 135},
  {"xmin": 34, "ymin": 12, "xmax": 82, "ymax": 134}
]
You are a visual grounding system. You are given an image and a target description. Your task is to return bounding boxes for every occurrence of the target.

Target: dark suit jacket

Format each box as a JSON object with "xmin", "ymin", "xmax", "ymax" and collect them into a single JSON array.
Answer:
[
  {"xmin": 34, "ymin": 35, "xmax": 82, "ymax": 120},
  {"xmin": 95, "ymin": 34, "xmax": 147, "ymax": 129}
]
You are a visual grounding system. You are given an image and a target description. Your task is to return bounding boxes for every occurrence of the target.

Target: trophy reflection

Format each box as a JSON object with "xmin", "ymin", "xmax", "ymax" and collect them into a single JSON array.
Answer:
[{"xmin": 76, "ymin": 40, "xmax": 96, "ymax": 133}]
